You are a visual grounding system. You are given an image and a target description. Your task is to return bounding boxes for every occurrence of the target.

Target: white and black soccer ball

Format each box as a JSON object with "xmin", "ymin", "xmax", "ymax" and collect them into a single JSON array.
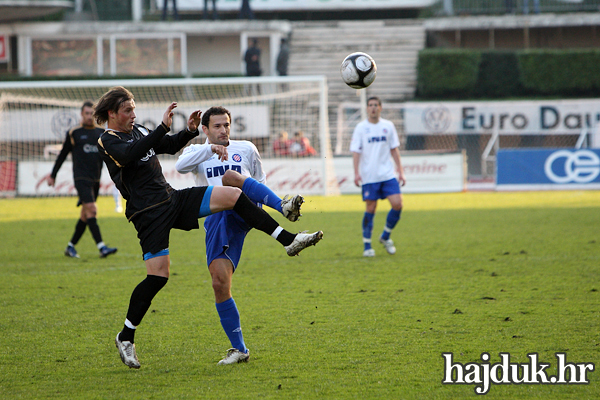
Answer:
[{"xmin": 340, "ymin": 52, "xmax": 377, "ymax": 89}]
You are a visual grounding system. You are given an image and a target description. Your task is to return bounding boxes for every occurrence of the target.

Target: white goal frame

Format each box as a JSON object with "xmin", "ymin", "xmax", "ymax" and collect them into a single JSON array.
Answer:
[{"xmin": 0, "ymin": 76, "xmax": 339, "ymax": 197}]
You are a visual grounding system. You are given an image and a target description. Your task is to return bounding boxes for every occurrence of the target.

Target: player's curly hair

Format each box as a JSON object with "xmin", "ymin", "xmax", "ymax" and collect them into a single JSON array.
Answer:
[
  {"xmin": 93, "ymin": 86, "xmax": 135, "ymax": 125},
  {"xmin": 201, "ymin": 106, "xmax": 231, "ymax": 127}
]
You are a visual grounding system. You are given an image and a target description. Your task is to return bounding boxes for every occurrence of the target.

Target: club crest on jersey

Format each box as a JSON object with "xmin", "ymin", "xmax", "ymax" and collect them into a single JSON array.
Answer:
[{"xmin": 232, "ymin": 154, "xmax": 242, "ymax": 162}]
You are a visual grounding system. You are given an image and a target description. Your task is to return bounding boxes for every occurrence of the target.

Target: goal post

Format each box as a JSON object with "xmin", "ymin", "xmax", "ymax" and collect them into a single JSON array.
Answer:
[{"xmin": 0, "ymin": 76, "xmax": 339, "ymax": 197}]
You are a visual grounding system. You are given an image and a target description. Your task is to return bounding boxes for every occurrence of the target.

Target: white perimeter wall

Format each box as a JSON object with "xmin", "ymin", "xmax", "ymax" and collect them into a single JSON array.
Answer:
[{"xmin": 19, "ymin": 152, "xmax": 465, "ymax": 197}]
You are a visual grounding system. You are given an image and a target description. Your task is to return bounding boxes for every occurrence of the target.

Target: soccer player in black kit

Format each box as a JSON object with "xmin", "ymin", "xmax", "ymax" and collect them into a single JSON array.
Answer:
[
  {"xmin": 48, "ymin": 101, "xmax": 117, "ymax": 259},
  {"xmin": 95, "ymin": 86, "xmax": 322, "ymax": 369}
]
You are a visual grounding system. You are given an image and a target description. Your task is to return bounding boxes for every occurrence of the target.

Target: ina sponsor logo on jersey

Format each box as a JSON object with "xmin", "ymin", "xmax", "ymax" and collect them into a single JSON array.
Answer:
[
  {"xmin": 232, "ymin": 154, "xmax": 242, "ymax": 162},
  {"xmin": 206, "ymin": 164, "xmax": 242, "ymax": 178},
  {"xmin": 368, "ymin": 136, "xmax": 387, "ymax": 143}
]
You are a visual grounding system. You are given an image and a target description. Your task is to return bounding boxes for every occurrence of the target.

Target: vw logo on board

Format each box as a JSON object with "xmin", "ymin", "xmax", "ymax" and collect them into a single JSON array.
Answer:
[{"xmin": 422, "ymin": 106, "xmax": 451, "ymax": 133}]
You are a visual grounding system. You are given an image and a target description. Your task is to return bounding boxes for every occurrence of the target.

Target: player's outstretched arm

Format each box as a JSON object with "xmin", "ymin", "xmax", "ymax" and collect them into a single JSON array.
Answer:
[
  {"xmin": 175, "ymin": 144, "xmax": 228, "ymax": 174},
  {"xmin": 156, "ymin": 106, "xmax": 202, "ymax": 156}
]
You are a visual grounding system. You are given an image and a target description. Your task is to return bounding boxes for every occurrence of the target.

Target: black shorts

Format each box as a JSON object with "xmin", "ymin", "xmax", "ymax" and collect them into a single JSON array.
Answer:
[
  {"xmin": 131, "ymin": 186, "xmax": 208, "ymax": 257},
  {"xmin": 75, "ymin": 180, "xmax": 100, "ymax": 206}
]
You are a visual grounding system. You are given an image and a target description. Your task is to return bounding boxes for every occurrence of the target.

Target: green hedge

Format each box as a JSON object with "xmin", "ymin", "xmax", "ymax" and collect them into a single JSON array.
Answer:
[
  {"xmin": 417, "ymin": 48, "xmax": 600, "ymax": 99},
  {"xmin": 518, "ymin": 49, "xmax": 600, "ymax": 95},
  {"xmin": 417, "ymin": 49, "xmax": 480, "ymax": 98}
]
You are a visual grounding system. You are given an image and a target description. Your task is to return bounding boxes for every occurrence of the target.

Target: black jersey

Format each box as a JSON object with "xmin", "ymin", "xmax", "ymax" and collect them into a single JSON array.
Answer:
[
  {"xmin": 97, "ymin": 122, "xmax": 199, "ymax": 221},
  {"xmin": 50, "ymin": 125, "xmax": 104, "ymax": 182}
]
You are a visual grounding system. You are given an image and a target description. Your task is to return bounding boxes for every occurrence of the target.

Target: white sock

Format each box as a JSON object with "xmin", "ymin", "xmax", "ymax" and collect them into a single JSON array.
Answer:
[
  {"xmin": 271, "ymin": 226, "xmax": 283, "ymax": 239},
  {"xmin": 124, "ymin": 319, "xmax": 137, "ymax": 330}
]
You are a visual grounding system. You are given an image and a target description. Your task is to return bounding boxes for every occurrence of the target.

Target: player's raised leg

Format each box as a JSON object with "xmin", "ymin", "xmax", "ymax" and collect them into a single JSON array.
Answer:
[
  {"xmin": 207, "ymin": 186, "xmax": 321, "ymax": 256},
  {"xmin": 222, "ymin": 170, "xmax": 303, "ymax": 222}
]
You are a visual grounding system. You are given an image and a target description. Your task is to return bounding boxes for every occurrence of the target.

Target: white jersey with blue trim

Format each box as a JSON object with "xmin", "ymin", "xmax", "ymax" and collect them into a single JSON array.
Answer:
[
  {"xmin": 175, "ymin": 139, "xmax": 266, "ymax": 187},
  {"xmin": 349, "ymin": 117, "xmax": 400, "ymax": 185}
]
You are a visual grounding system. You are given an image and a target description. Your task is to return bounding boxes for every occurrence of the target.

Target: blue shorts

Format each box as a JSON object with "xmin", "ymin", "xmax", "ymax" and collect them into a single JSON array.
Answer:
[
  {"xmin": 362, "ymin": 178, "xmax": 401, "ymax": 201},
  {"xmin": 204, "ymin": 210, "xmax": 251, "ymax": 270}
]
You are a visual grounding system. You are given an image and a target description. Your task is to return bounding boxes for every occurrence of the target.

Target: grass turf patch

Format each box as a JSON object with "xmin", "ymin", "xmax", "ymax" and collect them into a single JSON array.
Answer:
[{"xmin": 0, "ymin": 192, "xmax": 599, "ymax": 399}]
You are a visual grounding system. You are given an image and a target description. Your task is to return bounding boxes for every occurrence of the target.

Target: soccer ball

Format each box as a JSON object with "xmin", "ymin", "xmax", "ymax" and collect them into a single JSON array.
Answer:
[{"xmin": 340, "ymin": 52, "xmax": 377, "ymax": 89}]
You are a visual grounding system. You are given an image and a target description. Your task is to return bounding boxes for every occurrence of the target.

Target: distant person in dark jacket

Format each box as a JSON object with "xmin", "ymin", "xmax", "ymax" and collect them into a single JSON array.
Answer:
[
  {"xmin": 239, "ymin": 0, "xmax": 254, "ymax": 19},
  {"xmin": 203, "ymin": 0, "xmax": 217, "ymax": 20},
  {"xmin": 162, "ymin": 0, "xmax": 179, "ymax": 21},
  {"xmin": 244, "ymin": 39, "xmax": 261, "ymax": 77},
  {"xmin": 276, "ymin": 38, "xmax": 290, "ymax": 76}
]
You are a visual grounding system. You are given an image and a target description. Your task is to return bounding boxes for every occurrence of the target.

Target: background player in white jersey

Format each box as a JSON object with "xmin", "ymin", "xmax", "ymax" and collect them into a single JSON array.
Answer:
[
  {"xmin": 175, "ymin": 106, "xmax": 311, "ymax": 365},
  {"xmin": 350, "ymin": 96, "xmax": 406, "ymax": 257}
]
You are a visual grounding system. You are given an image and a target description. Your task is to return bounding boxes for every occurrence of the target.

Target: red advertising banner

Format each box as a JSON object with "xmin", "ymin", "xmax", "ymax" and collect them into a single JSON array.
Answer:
[
  {"xmin": 0, "ymin": 160, "xmax": 16, "ymax": 192},
  {"xmin": 0, "ymin": 35, "xmax": 8, "ymax": 63}
]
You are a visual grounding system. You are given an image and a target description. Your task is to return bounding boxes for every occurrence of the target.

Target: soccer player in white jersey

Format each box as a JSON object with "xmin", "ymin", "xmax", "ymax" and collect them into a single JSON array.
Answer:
[
  {"xmin": 350, "ymin": 96, "xmax": 406, "ymax": 257},
  {"xmin": 176, "ymin": 106, "xmax": 319, "ymax": 365}
]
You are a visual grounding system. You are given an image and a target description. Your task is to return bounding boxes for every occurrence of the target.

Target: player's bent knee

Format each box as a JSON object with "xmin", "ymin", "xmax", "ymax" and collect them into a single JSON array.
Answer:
[
  {"xmin": 211, "ymin": 276, "xmax": 230, "ymax": 295},
  {"xmin": 222, "ymin": 170, "xmax": 245, "ymax": 188}
]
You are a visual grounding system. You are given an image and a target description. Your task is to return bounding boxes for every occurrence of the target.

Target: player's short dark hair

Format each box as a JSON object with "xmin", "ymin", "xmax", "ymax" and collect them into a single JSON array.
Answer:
[
  {"xmin": 93, "ymin": 86, "xmax": 135, "ymax": 125},
  {"xmin": 81, "ymin": 100, "xmax": 94, "ymax": 111},
  {"xmin": 367, "ymin": 96, "xmax": 381, "ymax": 106},
  {"xmin": 202, "ymin": 106, "xmax": 231, "ymax": 127}
]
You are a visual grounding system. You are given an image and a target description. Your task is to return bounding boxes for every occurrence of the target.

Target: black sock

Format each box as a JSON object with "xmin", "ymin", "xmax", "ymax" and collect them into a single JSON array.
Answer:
[
  {"xmin": 120, "ymin": 275, "xmax": 168, "ymax": 343},
  {"xmin": 276, "ymin": 230, "xmax": 295, "ymax": 246},
  {"xmin": 119, "ymin": 326, "xmax": 136, "ymax": 343},
  {"xmin": 70, "ymin": 219, "xmax": 87, "ymax": 245},
  {"xmin": 86, "ymin": 217, "xmax": 103, "ymax": 244},
  {"xmin": 233, "ymin": 192, "xmax": 279, "ymax": 235}
]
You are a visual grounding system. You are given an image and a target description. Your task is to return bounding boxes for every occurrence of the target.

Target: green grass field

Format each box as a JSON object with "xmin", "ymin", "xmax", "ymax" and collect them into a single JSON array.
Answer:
[{"xmin": 1, "ymin": 191, "xmax": 599, "ymax": 399}]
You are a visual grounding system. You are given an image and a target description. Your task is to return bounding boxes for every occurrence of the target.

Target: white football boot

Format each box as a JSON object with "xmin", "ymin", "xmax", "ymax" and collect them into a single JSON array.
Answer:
[
  {"xmin": 379, "ymin": 237, "xmax": 397, "ymax": 255},
  {"xmin": 281, "ymin": 194, "xmax": 304, "ymax": 222},
  {"xmin": 363, "ymin": 248, "xmax": 375, "ymax": 257},
  {"xmin": 217, "ymin": 348, "xmax": 250, "ymax": 365},
  {"xmin": 115, "ymin": 333, "xmax": 140, "ymax": 369},
  {"xmin": 285, "ymin": 230, "xmax": 323, "ymax": 256}
]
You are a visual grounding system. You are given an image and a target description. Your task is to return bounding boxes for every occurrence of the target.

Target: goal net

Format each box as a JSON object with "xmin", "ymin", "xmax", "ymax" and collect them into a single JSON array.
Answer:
[{"xmin": 0, "ymin": 76, "xmax": 338, "ymax": 197}]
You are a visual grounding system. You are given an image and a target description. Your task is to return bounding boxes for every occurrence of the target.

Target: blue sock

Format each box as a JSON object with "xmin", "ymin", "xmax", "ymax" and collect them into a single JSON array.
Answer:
[
  {"xmin": 362, "ymin": 212, "xmax": 374, "ymax": 250},
  {"xmin": 381, "ymin": 209, "xmax": 402, "ymax": 241},
  {"xmin": 242, "ymin": 177, "xmax": 282, "ymax": 213},
  {"xmin": 216, "ymin": 298, "xmax": 247, "ymax": 353}
]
